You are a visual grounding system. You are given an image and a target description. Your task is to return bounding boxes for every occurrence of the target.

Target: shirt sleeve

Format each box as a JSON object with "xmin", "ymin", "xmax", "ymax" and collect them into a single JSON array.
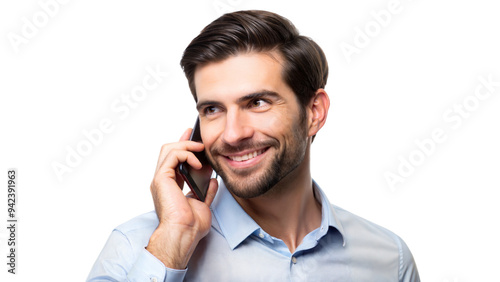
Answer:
[
  {"xmin": 87, "ymin": 229, "xmax": 187, "ymax": 282},
  {"xmin": 398, "ymin": 236, "xmax": 420, "ymax": 282}
]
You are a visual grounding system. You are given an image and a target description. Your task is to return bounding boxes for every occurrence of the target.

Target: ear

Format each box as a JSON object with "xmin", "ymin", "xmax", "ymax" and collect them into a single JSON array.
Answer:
[{"xmin": 307, "ymin": 89, "xmax": 330, "ymax": 138}]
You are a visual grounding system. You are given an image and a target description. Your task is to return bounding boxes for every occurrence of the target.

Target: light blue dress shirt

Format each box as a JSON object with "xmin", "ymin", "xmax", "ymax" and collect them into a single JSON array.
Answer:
[{"xmin": 88, "ymin": 181, "xmax": 420, "ymax": 281}]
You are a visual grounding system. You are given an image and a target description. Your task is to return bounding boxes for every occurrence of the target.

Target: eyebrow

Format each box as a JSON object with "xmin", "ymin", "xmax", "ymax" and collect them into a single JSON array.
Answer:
[
  {"xmin": 237, "ymin": 90, "xmax": 281, "ymax": 104},
  {"xmin": 196, "ymin": 90, "xmax": 282, "ymax": 112}
]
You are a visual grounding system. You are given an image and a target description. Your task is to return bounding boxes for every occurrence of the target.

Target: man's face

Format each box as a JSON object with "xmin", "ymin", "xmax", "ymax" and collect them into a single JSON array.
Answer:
[{"xmin": 194, "ymin": 52, "xmax": 310, "ymax": 198}]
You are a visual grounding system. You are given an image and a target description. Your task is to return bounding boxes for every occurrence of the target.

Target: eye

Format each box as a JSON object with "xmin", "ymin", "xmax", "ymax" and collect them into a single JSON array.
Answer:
[
  {"xmin": 249, "ymin": 98, "xmax": 270, "ymax": 109},
  {"xmin": 203, "ymin": 106, "xmax": 221, "ymax": 116}
]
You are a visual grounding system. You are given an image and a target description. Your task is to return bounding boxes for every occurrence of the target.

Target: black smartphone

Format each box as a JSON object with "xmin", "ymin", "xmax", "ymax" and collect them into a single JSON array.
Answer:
[{"xmin": 178, "ymin": 118, "xmax": 213, "ymax": 201}]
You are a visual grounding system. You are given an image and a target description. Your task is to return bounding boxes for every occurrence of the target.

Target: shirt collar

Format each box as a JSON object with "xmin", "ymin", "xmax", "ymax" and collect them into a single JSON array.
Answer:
[
  {"xmin": 313, "ymin": 180, "xmax": 346, "ymax": 246},
  {"xmin": 211, "ymin": 180, "xmax": 345, "ymax": 250},
  {"xmin": 211, "ymin": 181, "xmax": 261, "ymax": 250}
]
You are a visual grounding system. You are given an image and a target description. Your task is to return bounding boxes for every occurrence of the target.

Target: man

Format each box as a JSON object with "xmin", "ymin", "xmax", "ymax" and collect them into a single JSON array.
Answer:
[{"xmin": 88, "ymin": 10, "xmax": 420, "ymax": 281}]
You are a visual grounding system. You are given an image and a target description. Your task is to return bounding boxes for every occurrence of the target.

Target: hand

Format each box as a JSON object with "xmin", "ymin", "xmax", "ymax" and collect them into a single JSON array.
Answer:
[{"xmin": 146, "ymin": 128, "xmax": 218, "ymax": 269}]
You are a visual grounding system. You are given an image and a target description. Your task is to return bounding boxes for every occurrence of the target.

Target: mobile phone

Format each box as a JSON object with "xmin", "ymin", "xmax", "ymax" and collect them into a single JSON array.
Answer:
[{"xmin": 178, "ymin": 118, "xmax": 213, "ymax": 201}]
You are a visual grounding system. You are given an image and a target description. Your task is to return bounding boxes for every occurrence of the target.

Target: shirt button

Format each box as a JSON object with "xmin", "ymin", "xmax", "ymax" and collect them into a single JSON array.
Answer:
[
  {"xmin": 259, "ymin": 233, "xmax": 265, "ymax": 238},
  {"xmin": 151, "ymin": 278, "xmax": 157, "ymax": 282},
  {"xmin": 291, "ymin": 257, "xmax": 297, "ymax": 264}
]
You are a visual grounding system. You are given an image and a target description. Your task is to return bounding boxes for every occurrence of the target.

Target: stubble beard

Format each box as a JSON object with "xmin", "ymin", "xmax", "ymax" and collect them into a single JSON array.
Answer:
[{"xmin": 207, "ymin": 113, "xmax": 308, "ymax": 199}]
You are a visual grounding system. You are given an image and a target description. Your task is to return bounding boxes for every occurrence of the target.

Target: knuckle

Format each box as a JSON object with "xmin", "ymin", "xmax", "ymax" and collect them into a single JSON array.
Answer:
[
  {"xmin": 160, "ymin": 142, "xmax": 173, "ymax": 153},
  {"xmin": 164, "ymin": 148, "xmax": 181, "ymax": 161},
  {"xmin": 151, "ymin": 178, "xmax": 160, "ymax": 192},
  {"xmin": 150, "ymin": 178, "xmax": 157, "ymax": 188}
]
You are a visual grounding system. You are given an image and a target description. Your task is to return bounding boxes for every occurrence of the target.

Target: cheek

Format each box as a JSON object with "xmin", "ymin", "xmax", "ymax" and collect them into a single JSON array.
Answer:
[
  {"xmin": 266, "ymin": 116, "xmax": 282, "ymax": 132},
  {"xmin": 257, "ymin": 114, "xmax": 279, "ymax": 129},
  {"xmin": 200, "ymin": 121, "xmax": 222, "ymax": 149},
  {"xmin": 253, "ymin": 111, "xmax": 294, "ymax": 137}
]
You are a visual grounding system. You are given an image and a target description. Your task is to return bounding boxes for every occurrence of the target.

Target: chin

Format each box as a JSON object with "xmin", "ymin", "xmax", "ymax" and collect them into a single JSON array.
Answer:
[{"xmin": 218, "ymin": 162, "xmax": 283, "ymax": 199}]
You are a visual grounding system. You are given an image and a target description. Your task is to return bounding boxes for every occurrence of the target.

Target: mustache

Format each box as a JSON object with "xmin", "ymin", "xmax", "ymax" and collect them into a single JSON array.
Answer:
[{"xmin": 210, "ymin": 139, "xmax": 278, "ymax": 156}]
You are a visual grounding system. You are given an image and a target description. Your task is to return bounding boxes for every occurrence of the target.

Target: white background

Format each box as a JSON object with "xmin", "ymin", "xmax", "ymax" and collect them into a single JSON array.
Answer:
[{"xmin": 1, "ymin": 0, "xmax": 499, "ymax": 281}]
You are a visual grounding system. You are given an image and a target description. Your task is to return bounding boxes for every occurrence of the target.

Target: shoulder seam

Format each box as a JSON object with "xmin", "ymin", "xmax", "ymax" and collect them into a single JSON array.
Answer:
[
  {"xmin": 112, "ymin": 228, "xmax": 133, "ymax": 249},
  {"xmin": 395, "ymin": 235, "xmax": 404, "ymax": 281}
]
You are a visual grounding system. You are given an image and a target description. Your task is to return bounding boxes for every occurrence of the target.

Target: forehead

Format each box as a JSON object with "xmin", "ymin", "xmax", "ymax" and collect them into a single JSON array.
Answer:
[{"xmin": 194, "ymin": 52, "xmax": 291, "ymax": 103}]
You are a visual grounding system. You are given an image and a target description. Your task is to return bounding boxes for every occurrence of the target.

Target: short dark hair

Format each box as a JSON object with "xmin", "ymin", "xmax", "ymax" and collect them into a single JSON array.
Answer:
[{"xmin": 180, "ymin": 10, "xmax": 329, "ymax": 108}]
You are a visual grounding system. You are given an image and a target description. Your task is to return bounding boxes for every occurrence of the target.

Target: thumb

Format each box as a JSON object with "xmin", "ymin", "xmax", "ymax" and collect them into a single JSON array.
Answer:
[{"xmin": 204, "ymin": 178, "xmax": 219, "ymax": 206}]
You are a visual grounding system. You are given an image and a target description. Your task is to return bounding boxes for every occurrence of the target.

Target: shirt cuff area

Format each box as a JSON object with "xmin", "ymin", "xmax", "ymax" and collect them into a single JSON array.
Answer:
[{"xmin": 127, "ymin": 248, "xmax": 187, "ymax": 282}]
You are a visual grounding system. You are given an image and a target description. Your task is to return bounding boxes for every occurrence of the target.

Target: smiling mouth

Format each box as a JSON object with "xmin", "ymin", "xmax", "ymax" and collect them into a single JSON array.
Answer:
[{"xmin": 225, "ymin": 148, "xmax": 267, "ymax": 162}]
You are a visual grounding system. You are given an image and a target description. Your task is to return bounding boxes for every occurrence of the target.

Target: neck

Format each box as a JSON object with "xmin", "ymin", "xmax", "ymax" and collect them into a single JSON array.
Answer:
[{"xmin": 231, "ymin": 147, "xmax": 322, "ymax": 253}]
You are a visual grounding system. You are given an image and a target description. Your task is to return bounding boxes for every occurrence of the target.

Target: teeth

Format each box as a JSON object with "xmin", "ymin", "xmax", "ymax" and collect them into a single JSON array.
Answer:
[{"xmin": 229, "ymin": 149, "xmax": 263, "ymax": 162}]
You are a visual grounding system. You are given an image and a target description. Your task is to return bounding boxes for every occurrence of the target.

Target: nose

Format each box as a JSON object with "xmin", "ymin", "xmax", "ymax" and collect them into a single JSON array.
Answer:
[{"xmin": 221, "ymin": 110, "xmax": 254, "ymax": 146}]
